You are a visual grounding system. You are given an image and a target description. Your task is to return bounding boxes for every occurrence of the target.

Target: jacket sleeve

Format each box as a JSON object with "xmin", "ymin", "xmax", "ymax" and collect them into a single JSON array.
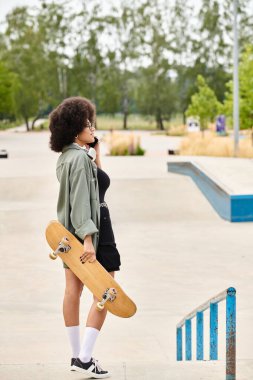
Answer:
[{"xmin": 69, "ymin": 167, "xmax": 98, "ymax": 240}]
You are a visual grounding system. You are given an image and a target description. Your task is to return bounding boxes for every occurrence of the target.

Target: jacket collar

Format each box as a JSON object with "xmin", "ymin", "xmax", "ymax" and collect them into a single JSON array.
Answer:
[
  {"xmin": 62, "ymin": 143, "xmax": 86, "ymax": 153},
  {"xmin": 62, "ymin": 143, "xmax": 98, "ymax": 176}
]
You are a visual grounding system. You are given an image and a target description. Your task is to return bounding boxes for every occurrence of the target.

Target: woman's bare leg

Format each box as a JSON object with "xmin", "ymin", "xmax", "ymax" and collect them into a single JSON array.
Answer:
[
  {"xmin": 63, "ymin": 268, "xmax": 84, "ymax": 326},
  {"xmin": 74, "ymin": 271, "xmax": 115, "ymax": 366},
  {"xmin": 86, "ymin": 271, "xmax": 115, "ymax": 330}
]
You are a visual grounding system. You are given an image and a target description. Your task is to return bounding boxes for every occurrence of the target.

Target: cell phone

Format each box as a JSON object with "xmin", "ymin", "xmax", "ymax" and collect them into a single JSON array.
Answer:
[{"xmin": 88, "ymin": 136, "xmax": 99, "ymax": 148}]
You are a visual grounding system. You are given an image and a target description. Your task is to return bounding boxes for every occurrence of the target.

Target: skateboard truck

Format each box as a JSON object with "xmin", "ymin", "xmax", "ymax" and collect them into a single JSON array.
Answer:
[
  {"xmin": 96, "ymin": 288, "xmax": 117, "ymax": 311},
  {"xmin": 49, "ymin": 237, "xmax": 71, "ymax": 260}
]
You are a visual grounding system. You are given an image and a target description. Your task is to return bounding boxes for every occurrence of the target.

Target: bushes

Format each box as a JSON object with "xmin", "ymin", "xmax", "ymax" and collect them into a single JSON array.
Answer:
[
  {"xmin": 103, "ymin": 131, "xmax": 145, "ymax": 156},
  {"xmin": 166, "ymin": 124, "xmax": 187, "ymax": 136}
]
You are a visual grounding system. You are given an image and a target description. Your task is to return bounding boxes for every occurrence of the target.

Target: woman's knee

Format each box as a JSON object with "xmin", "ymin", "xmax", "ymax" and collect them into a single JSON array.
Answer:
[
  {"xmin": 64, "ymin": 280, "xmax": 83, "ymax": 299},
  {"xmin": 65, "ymin": 285, "xmax": 83, "ymax": 299},
  {"xmin": 64, "ymin": 269, "xmax": 83, "ymax": 298}
]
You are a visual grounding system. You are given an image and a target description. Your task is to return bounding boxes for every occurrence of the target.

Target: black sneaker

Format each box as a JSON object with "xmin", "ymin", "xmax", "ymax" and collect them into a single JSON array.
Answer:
[
  {"xmin": 70, "ymin": 357, "xmax": 77, "ymax": 371},
  {"xmin": 72, "ymin": 357, "xmax": 110, "ymax": 378}
]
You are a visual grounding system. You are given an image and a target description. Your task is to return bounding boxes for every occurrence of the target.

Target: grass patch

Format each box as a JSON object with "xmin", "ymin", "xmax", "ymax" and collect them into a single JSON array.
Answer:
[
  {"xmin": 180, "ymin": 131, "xmax": 253, "ymax": 158},
  {"xmin": 96, "ymin": 114, "xmax": 184, "ymax": 131},
  {"xmin": 33, "ymin": 120, "xmax": 49, "ymax": 131},
  {"xmin": 3, "ymin": 113, "xmax": 184, "ymax": 132},
  {"xmin": 27, "ymin": 114, "xmax": 161, "ymax": 131},
  {"xmin": 96, "ymin": 114, "xmax": 157, "ymax": 130},
  {"xmin": 0, "ymin": 120, "xmax": 23, "ymax": 130},
  {"xmin": 166, "ymin": 124, "xmax": 187, "ymax": 136}
]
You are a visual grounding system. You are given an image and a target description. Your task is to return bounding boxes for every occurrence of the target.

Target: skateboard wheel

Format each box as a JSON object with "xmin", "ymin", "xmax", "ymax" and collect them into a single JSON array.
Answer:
[
  {"xmin": 49, "ymin": 252, "xmax": 57, "ymax": 260},
  {"xmin": 96, "ymin": 302, "xmax": 104, "ymax": 311}
]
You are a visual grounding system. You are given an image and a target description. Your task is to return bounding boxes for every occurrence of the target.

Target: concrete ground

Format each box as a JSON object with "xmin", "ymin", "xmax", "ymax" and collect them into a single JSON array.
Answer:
[{"xmin": 0, "ymin": 129, "xmax": 253, "ymax": 379}]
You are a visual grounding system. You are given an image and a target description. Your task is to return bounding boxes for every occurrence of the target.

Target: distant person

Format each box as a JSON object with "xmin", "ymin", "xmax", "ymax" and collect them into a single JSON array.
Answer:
[{"xmin": 49, "ymin": 96, "xmax": 121, "ymax": 378}]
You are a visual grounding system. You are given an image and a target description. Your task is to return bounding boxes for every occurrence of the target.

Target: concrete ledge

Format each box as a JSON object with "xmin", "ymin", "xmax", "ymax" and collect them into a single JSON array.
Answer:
[{"xmin": 167, "ymin": 161, "xmax": 253, "ymax": 222}]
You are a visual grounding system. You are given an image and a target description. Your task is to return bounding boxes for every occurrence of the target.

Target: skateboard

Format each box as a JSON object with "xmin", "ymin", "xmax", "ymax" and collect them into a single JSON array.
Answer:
[{"xmin": 45, "ymin": 220, "xmax": 137, "ymax": 318}]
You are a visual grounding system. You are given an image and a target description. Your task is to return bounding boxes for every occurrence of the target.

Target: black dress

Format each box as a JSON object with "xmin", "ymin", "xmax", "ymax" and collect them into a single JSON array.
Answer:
[{"xmin": 96, "ymin": 167, "xmax": 121, "ymax": 272}]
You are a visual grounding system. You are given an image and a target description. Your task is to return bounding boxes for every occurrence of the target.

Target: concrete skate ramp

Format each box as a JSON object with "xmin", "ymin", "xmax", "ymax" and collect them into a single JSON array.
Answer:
[{"xmin": 167, "ymin": 160, "xmax": 253, "ymax": 222}]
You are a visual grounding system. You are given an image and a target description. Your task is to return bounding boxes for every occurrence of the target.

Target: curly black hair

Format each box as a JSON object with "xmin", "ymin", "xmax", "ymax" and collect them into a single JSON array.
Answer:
[{"xmin": 49, "ymin": 96, "xmax": 96, "ymax": 152}]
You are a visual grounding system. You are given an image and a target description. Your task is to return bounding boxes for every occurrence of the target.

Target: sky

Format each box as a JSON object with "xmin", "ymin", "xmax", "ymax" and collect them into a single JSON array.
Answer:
[
  {"xmin": 0, "ymin": 0, "xmax": 80, "ymax": 23},
  {"xmin": 1, "ymin": 0, "xmax": 40, "ymax": 19},
  {"xmin": 0, "ymin": 0, "xmax": 201, "ymax": 35},
  {"xmin": 0, "ymin": 0, "xmax": 203, "ymax": 24},
  {"xmin": 1, "ymin": 0, "xmax": 253, "ymax": 23},
  {"xmin": 0, "ymin": 1, "xmax": 249, "ymax": 46},
  {"xmin": 0, "ymin": 0, "xmax": 106, "ymax": 21}
]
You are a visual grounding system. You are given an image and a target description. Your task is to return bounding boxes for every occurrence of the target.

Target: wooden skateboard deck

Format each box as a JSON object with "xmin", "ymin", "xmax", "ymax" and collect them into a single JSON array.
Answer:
[{"xmin": 45, "ymin": 220, "xmax": 137, "ymax": 318}]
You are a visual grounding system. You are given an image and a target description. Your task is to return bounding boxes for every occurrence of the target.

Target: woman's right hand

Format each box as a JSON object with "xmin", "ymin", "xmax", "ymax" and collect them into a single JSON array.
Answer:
[{"xmin": 80, "ymin": 235, "xmax": 96, "ymax": 264}]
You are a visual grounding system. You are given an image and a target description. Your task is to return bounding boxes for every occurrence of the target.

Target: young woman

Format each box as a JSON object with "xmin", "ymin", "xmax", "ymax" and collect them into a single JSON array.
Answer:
[{"xmin": 49, "ymin": 96, "xmax": 121, "ymax": 378}]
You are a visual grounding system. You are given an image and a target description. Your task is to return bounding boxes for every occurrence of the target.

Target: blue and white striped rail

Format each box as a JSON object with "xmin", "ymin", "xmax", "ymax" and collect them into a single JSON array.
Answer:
[{"xmin": 176, "ymin": 287, "xmax": 236, "ymax": 380}]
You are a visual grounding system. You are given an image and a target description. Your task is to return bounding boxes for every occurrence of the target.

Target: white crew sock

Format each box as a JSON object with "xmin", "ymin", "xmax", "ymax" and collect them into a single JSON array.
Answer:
[
  {"xmin": 66, "ymin": 325, "xmax": 81, "ymax": 358},
  {"xmin": 78, "ymin": 327, "xmax": 100, "ymax": 363}
]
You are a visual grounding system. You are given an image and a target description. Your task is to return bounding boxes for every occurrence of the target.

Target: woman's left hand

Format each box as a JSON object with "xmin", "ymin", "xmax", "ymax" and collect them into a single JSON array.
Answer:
[
  {"xmin": 94, "ymin": 137, "xmax": 100, "ymax": 158},
  {"xmin": 94, "ymin": 138, "xmax": 102, "ymax": 168}
]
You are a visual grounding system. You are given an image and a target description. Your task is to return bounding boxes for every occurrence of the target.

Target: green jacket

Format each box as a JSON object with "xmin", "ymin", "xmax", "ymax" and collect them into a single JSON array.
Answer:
[{"xmin": 56, "ymin": 143, "xmax": 100, "ymax": 251}]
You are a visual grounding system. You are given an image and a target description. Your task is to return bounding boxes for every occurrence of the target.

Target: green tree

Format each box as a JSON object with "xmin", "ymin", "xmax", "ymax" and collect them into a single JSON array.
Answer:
[
  {"xmin": 240, "ymin": 46, "xmax": 253, "ymax": 130},
  {"xmin": 0, "ymin": 61, "xmax": 20, "ymax": 118},
  {"xmin": 180, "ymin": 0, "xmax": 252, "ymax": 116},
  {"xmin": 113, "ymin": 4, "xmax": 138, "ymax": 129},
  {"xmin": 169, "ymin": 0, "xmax": 193, "ymax": 67},
  {"xmin": 193, "ymin": 0, "xmax": 252, "ymax": 68},
  {"xmin": 223, "ymin": 45, "xmax": 253, "ymax": 130},
  {"xmin": 4, "ymin": 7, "xmax": 45, "ymax": 130},
  {"xmin": 68, "ymin": 0, "xmax": 110, "ymax": 122},
  {"xmin": 97, "ymin": 1, "xmax": 141, "ymax": 128},
  {"xmin": 36, "ymin": 1, "xmax": 72, "ymax": 106},
  {"xmin": 3, "ymin": 3, "xmax": 71, "ymax": 130},
  {"xmin": 97, "ymin": 56, "xmax": 121, "ymax": 115},
  {"xmin": 1, "ymin": 0, "xmax": 252, "ymax": 131},
  {"xmin": 186, "ymin": 75, "xmax": 221, "ymax": 132},
  {"xmin": 134, "ymin": 0, "xmax": 178, "ymax": 129}
]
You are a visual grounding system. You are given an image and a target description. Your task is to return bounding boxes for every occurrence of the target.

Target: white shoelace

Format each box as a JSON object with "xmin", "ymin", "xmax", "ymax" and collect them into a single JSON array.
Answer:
[{"xmin": 92, "ymin": 358, "xmax": 103, "ymax": 372}]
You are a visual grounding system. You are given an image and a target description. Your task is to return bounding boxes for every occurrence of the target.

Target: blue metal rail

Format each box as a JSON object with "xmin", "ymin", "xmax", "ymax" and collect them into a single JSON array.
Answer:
[{"xmin": 176, "ymin": 287, "xmax": 236, "ymax": 380}]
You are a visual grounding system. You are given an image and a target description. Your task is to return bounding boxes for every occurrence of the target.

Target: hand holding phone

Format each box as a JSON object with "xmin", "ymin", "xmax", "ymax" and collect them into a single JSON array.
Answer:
[{"xmin": 88, "ymin": 136, "xmax": 99, "ymax": 148}]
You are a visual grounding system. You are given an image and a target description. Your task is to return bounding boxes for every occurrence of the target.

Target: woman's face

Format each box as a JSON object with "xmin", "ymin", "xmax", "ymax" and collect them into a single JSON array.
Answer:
[{"xmin": 76, "ymin": 119, "xmax": 95, "ymax": 145}]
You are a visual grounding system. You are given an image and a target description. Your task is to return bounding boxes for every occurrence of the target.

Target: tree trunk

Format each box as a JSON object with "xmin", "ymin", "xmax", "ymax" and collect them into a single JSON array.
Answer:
[
  {"xmin": 24, "ymin": 116, "xmax": 30, "ymax": 132},
  {"xmin": 156, "ymin": 109, "xmax": 164, "ymax": 130},
  {"xmin": 31, "ymin": 115, "xmax": 40, "ymax": 130},
  {"xmin": 183, "ymin": 112, "xmax": 186, "ymax": 125},
  {"xmin": 123, "ymin": 111, "xmax": 128, "ymax": 130},
  {"xmin": 123, "ymin": 97, "xmax": 128, "ymax": 130},
  {"xmin": 201, "ymin": 119, "xmax": 206, "ymax": 138},
  {"xmin": 160, "ymin": 117, "xmax": 164, "ymax": 130}
]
